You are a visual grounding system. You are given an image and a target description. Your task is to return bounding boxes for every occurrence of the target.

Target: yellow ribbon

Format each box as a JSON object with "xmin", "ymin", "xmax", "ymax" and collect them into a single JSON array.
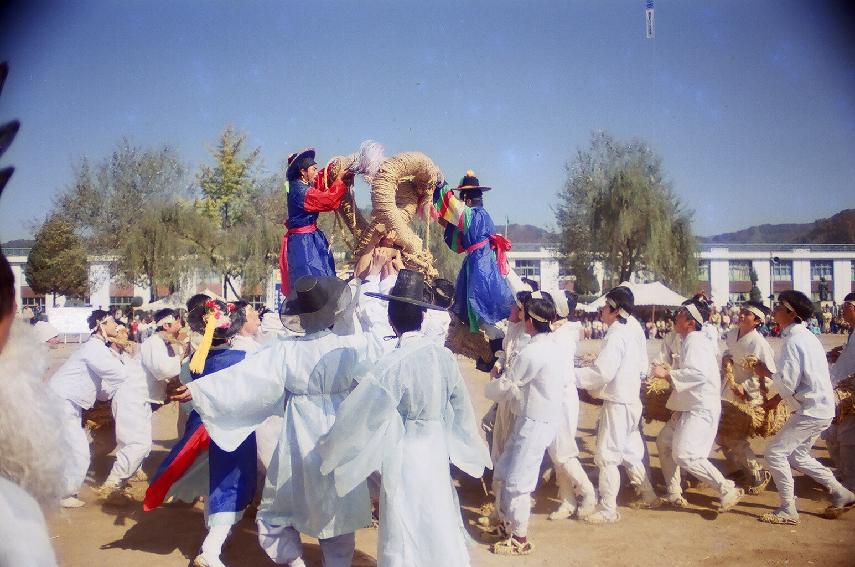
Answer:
[{"xmin": 188, "ymin": 313, "xmax": 217, "ymax": 374}]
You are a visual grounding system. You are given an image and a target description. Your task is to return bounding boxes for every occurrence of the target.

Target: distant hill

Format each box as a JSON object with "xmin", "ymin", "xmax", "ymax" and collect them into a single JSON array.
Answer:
[
  {"xmin": 699, "ymin": 209, "xmax": 855, "ymax": 244},
  {"xmin": 504, "ymin": 224, "xmax": 557, "ymax": 244},
  {"xmin": 1, "ymin": 238, "xmax": 34, "ymax": 249}
]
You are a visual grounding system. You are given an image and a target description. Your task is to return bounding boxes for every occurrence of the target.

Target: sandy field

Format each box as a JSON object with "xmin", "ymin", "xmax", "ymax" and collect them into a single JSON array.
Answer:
[{"xmin": 44, "ymin": 335, "xmax": 855, "ymax": 567}]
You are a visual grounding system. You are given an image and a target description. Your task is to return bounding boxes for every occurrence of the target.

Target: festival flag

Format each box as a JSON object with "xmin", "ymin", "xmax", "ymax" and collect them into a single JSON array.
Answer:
[{"xmin": 645, "ymin": 0, "xmax": 655, "ymax": 39}]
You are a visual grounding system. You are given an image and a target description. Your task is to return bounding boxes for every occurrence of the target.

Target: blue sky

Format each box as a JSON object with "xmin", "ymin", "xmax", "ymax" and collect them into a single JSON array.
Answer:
[{"xmin": 1, "ymin": 0, "xmax": 854, "ymax": 241}]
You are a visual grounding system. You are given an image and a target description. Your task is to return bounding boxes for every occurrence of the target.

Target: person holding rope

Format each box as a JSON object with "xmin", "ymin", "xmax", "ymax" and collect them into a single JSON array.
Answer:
[
  {"xmin": 433, "ymin": 170, "xmax": 515, "ymax": 372},
  {"xmin": 279, "ymin": 147, "xmax": 355, "ymax": 295},
  {"xmin": 753, "ymin": 290, "xmax": 855, "ymax": 524},
  {"xmin": 717, "ymin": 300, "xmax": 777, "ymax": 495},
  {"xmin": 651, "ymin": 295, "xmax": 745, "ymax": 512}
]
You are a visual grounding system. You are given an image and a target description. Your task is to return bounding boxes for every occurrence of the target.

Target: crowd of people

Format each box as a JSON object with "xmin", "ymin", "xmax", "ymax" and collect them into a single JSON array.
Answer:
[{"xmin": 1, "ymin": 154, "xmax": 854, "ymax": 567}]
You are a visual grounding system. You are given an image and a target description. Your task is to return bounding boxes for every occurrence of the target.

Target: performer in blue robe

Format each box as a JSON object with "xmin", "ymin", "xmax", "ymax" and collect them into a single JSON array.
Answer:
[
  {"xmin": 144, "ymin": 297, "xmax": 256, "ymax": 567},
  {"xmin": 279, "ymin": 148, "xmax": 353, "ymax": 295},
  {"xmin": 433, "ymin": 170, "xmax": 515, "ymax": 371}
]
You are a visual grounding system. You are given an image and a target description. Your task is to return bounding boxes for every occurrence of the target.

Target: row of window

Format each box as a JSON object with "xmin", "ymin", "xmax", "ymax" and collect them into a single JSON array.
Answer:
[{"xmin": 698, "ymin": 260, "xmax": 853, "ymax": 282}]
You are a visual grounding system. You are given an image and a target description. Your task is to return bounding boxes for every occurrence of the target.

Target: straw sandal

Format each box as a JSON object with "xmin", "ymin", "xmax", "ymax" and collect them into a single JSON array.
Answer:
[
  {"xmin": 759, "ymin": 509, "xmax": 800, "ymax": 525},
  {"xmin": 823, "ymin": 499, "xmax": 855, "ymax": 519},
  {"xmin": 746, "ymin": 470, "xmax": 772, "ymax": 495},
  {"xmin": 491, "ymin": 537, "xmax": 533, "ymax": 556}
]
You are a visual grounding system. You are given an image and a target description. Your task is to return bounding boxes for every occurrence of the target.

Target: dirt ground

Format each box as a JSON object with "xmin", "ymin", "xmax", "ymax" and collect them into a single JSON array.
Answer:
[{"xmin": 45, "ymin": 335, "xmax": 855, "ymax": 567}]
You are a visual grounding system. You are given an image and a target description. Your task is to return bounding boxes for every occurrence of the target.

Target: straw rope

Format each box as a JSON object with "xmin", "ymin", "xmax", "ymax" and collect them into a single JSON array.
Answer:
[{"xmin": 835, "ymin": 374, "xmax": 855, "ymax": 422}]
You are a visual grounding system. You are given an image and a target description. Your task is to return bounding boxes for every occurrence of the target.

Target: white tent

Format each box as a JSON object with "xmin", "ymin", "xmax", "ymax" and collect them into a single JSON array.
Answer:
[
  {"xmin": 139, "ymin": 288, "xmax": 225, "ymax": 311},
  {"xmin": 582, "ymin": 281, "xmax": 687, "ymax": 313}
]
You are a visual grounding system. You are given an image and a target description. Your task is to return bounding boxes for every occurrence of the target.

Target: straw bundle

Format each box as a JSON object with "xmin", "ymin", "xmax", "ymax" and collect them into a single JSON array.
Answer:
[
  {"xmin": 835, "ymin": 374, "xmax": 855, "ymax": 422},
  {"xmin": 82, "ymin": 400, "xmax": 114, "ymax": 430},
  {"xmin": 717, "ymin": 357, "xmax": 790, "ymax": 438},
  {"xmin": 641, "ymin": 376, "xmax": 673, "ymax": 423},
  {"xmin": 445, "ymin": 317, "xmax": 491, "ymax": 361}
]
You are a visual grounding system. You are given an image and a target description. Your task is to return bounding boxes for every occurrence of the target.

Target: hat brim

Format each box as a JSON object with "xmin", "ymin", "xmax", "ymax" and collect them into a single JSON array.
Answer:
[
  {"xmin": 286, "ymin": 148, "xmax": 317, "ymax": 176},
  {"xmin": 363, "ymin": 291, "xmax": 447, "ymax": 311},
  {"xmin": 280, "ymin": 277, "xmax": 346, "ymax": 334},
  {"xmin": 454, "ymin": 185, "xmax": 491, "ymax": 192}
]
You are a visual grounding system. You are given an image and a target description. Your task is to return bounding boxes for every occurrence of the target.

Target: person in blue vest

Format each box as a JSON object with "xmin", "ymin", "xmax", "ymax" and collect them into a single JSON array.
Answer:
[
  {"xmin": 433, "ymin": 170, "xmax": 515, "ymax": 372},
  {"xmin": 278, "ymin": 148, "xmax": 354, "ymax": 295}
]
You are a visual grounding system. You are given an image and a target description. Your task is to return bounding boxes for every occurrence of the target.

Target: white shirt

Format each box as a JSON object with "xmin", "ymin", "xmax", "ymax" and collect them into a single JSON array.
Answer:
[
  {"xmin": 772, "ymin": 323, "xmax": 836, "ymax": 419},
  {"xmin": 576, "ymin": 321, "xmax": 643, "ymax": 405},
  {"xmin": 231, "ymin": 334, "xmax": 262, "ymax": 354},
  {"xmin": 0, "ymin": 478, "xmax": 57, "ymax": 567},
  {"xmin": 485, "ymin": 332, "xmax": 565, "ymax": 423},
  {"xmin": 495, "ymin": 319, "xmax": 530, "ymax": 374},
  {"xmin": 722, "ymin": 327, "xmax": 777, "ymax": 405},
  {"xmin": 666, "ymin": 331, "xmax": 722, "ymax": 413},
  {"xmin": 660, "ymin": 330, "xmax": 682, "ymax": 369},
  {"xmin": 627, "ymin": 315, "xmax": 650, "ymax": 379},
  {"xmin": 831, "ymin": 332, "xmax": 855, "ymax": 386},
  {"xmin": 139, "ymin": 333, "xmax": 183, "ymax": 404},
  {"xmin": 423, "ymin": 309, "xmax": 451, "ymax": 346},
  {"xmin": 48, "ymin": 336, "xmax": 126, "ymax": 409}
]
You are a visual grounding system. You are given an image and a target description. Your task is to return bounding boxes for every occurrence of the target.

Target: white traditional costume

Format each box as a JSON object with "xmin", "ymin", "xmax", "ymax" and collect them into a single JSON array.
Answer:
[
  {"xmin": 139, "ymin": 331, "xmax": 183, "ymax": 404},
  {"xmin": 828, "ymin": 330, "xmax": 855, "ymax": 490},
  {"xmin": 659, "ymin": 330, "xmax": 682, "ymax": 369},
  {"xmin": 657, "ymin": 331, "xmax": 740, "ymax": 507},
  {"xmin": 763, "ymin": 322, "xmax": 853, "ymax": 521},
  {"xmin": 319, "ymin": 331, "xmax": 491, "ymax": 567},
  {"xmin": 546, "ymin": 319, "xmax": 596, "ymax": 518},
  {"xmin": 105, "ymin": 348, "xmax": 151, "ymax": 488},
  {"xmin": 48, "ymin": 335, "xmax": 127, "ymax": 500},
  {"xmin": 486, "ymin": 332, "xmax": 562, "ymax": 538},
  {"xmin": 576, "ymin": 319, "xmax": 657, "ymax": 521},
  {"xmin": 718, "ymin": 326, "xmax": 777, "ymax": 485}
]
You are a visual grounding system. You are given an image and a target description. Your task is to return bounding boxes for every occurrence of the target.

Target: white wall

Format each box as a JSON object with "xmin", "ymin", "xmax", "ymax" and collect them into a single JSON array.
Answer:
[
  {"xmin": 792, "ymin": 256, "xmax": 812, "ymax": 297},
  {"xmin": 709, "ymin": 257, "xmax": 729, "ymax": 306},
  {"xmin": 753, "ymin": 259, "xmax": 771, "ymax": 306},
  {"xmin": 833, "ymin": 260, "xmax": 852, "ymax": 303}
]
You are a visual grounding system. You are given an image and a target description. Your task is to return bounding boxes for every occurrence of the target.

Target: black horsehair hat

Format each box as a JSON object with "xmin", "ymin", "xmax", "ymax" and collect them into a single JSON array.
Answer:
[
  {"xmin": 286, "ymin": 147, "xmax": 317, "ymax": 178},
  {"xmin": 365, "ymin": 269, "xmax": 446, "ymax": 311},
  {"xmin": 455, "ymin": 170, "xmax": 491, "ymax": 194},
  {"xmin": 280, "ymin": 275, "xmax": 347, "ymax": 334}
]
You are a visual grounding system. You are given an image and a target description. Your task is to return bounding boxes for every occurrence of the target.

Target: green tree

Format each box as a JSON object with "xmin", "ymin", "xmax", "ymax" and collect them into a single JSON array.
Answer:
[
  {"xmin": 25, "ymin": 216, "xmax": 89, "ymax": 306},
  {"xmin": 554, "ymin": 132, "xmax": 697, "ymax": 293},
  {"xmin": 197, "ymin": 126, "xmax": 260, "ymax": 228}
]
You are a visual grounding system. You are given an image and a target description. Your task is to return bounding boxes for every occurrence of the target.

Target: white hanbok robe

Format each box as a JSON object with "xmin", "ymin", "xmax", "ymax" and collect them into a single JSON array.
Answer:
[
  {"xmin": 0, "ymin": 478, "xmax": 57, "ymax": 567},
  {"xmin": 721, "ymin": 327, "xmax": 777, "ymax": 405},
  {"xmin": 187, "ymin": 331, "xmax": 383, "ymax": 540},
  {"xmin": 548, "ymin": 321, "xmax": 583, "ymax": 463},
  {"xmin": 108, "ymin": 350, "xmax": 152, "ymax": 482},
  {"xmin": 487, "ymin": 319, "xmax": 530, "ymax": 464},
  {"xmin": 318, "ymin": 332, "xmax": 491, "ymax": 567},
  {"xmin": 139, "ymin": 333, "xmax": 182, "ymax": 404}
]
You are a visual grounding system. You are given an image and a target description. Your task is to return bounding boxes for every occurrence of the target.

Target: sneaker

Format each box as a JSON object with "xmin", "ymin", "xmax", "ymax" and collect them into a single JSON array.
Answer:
[
  {"xmin": 548, "ymin": 500, "xmax": 577, "ymax": 520},
  {"xmin": 719, "ymin": 488, "xmax": 744, "ymax": 512},
  {"xmin": 759, "ymin": 505, "xmax": 799, "ymax": 525},
  {"xmin": 582, "ymin": 509, "xmax": 620, "ymax": 524},
  {"xmin": 60, "ymin": 496, "xmax": 85, "ymax": 508}
]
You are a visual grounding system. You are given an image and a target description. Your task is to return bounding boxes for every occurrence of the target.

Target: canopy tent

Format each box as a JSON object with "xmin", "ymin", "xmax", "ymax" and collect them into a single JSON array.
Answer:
[
  {"xmin": 138, "ymin": 289, "xmax": 224, "ymax": 311},
  {"xmin": 581, "ymin": 281, "xmax": 688, "ymax": 313}
]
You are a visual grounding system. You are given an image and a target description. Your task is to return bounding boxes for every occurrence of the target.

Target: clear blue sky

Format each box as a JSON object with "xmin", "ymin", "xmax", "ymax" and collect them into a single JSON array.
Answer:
[{"xmin": 1, "ymin": 0, "xmax": 853, "ymax": 241}]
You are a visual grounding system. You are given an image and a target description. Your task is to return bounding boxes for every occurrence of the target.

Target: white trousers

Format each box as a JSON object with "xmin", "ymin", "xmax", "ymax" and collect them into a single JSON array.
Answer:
[
  {"xmin": 826, "ymin": 416, "xmax": 855, "ymax": 491},
  {"xmin": 59, "ymin": 400, "xmax": 90, "ymax": 498},
  {"xmin": 547, "ymin": 387, "xmax": 595, "ymax": 505},
  {"xmin": 257, "ymin": 521, "xmax": 355, "ymax": 567},
  {"xmin": 495, "ymin": 417, "xmax": 556, "ymax": 537},
  {"xmin": 658, "ymin": 410, "xmax": 734, "ymax": 498},
  {"xmin": 766, "ymin": 414, "xmax": 845, "ymax": 506},
  {"xmin": 719, "ymin": 436, "xmax": 763, "ymax": 476},
  {"xmin": 595, "ymin": 402, "xmax": 654, "ymax": 514},
  {"xmin": 107, "ymin": 385, "xmax": 152, "ymax": 483}
]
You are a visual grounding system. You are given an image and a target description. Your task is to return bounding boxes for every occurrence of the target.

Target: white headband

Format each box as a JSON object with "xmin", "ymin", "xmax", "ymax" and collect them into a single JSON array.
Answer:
[
  {"xmin": 684, "ymin": 303, "xmax": 704, "ymax": 326},
  {"xmin": 527, "ymin": 291, "xmax": 550, "ymax": 322},
  {"xmin": 156, "ymin": 315, "xmax": 176, "ymax": 327},
  {"xmin": 781, "ymin": 300, "xmax": 795, "ymax": 314},
  {"xmin": 606, "ymin": 297, "xmax": 630, "ymax": 320},
  {"xmin": 743, "ymin": 305, "xmax": 766, "ymax": 321}
]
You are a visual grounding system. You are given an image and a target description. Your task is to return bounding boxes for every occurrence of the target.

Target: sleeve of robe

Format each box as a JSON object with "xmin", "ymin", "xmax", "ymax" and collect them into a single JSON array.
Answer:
[
  {"xmin": 187, "ymin": 343, "xmax": 287, "ymax": 451},
  {"xmin": 770, "ymin": 339, "xmax": 803, "ymax": 410},
  {"xmin": 484, "ymin": 344, "xmax": 535, "ymax": 404},
  {"xmin": 141, "ymin": 336, "xmax": 182, "ymax": 381},
  {"xmin": 669, "ymin": 339, "xmax": 708, "ymax": 394},
  {"xmin": 303, "ymin": 176, "xmax": 348, "ymax": 212},
  {"xmin": 87, "ymin": 343, "xmax": 128, "ymax": 399},
  {"xmin": 444, "ymin": 359, "xmax": 493, "ymax": 476},
  {"xmin": 317, "ymin": 371, "xmax": 405, "ymax": 497},
  {"xmin": 576, "ymin": 329, "xmax": 624, "ymax": 392}
]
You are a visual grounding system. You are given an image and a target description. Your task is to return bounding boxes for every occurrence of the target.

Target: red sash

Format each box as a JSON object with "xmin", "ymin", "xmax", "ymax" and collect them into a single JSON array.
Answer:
[
  {"xmin": 465, "ymin": 234, "xmax": 512, "ymax": 276},
  {"xmin": 278, "ymin": 224, "xmax": 318, "ymax": 295}
]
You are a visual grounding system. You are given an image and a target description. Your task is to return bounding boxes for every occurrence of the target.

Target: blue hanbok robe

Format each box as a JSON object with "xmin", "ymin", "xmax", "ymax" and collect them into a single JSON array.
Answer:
[
  {"xmin": 433, "ymin": 184, "xmax": 514, "ymax": 331},
  {"xmin": 144, "ymin": 347, "xmax": 257, "ymax": 527}
]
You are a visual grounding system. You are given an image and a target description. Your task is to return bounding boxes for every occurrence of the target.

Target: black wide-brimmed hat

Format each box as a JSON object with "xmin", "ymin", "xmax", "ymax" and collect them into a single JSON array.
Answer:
[
  {"xmin": 286, "ymin": 147, "xmax": 317, "ymax": 178},
  {"xmin": 454, "ymin": 169, "xmax": 491, "ymax": 193},
  {"xmin": 280, "ymin": 275, "xmax": 347, "ymax": 334},
  {"xmin": 364, "ymin": 269, "xmax": 446, "ymax": 311}
]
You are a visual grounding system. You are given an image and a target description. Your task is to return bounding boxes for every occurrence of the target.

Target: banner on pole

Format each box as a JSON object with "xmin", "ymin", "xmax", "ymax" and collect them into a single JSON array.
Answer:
[{"xmin": 645, "ymin": 0, "xmax": 655, "ymax": 39}]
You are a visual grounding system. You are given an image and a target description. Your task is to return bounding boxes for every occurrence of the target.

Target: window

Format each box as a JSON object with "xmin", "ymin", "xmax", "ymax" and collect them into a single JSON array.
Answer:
[
  {"xmin": 728, "ymin": 260, "xmax": 751, "ymax": 282},
  {"xmin": 772, "ymin": 260, "xmax": 792, "ymax": 281},
  {"xmin": 21, "ymin": 296, "xmax": 45, "ymax": 309},
  {"xmin": 729, "ymin": 291, "xmax": 749, "ymax": 303},
  {"xmin": 811, "ymin": 260, "xmax": 833, "ymax": 281},
  {"xmin": 851, "ymin": 260, "xmax": 855, "ymax": 281},
  {"xmin": 110, "ymin": 296, "xmax": 134, "ymax": 306},
  {"xmin": 514, "ymin": 259, "xmax": 540, "ymax": 278},
  {"xmin": 244, "ymin": 294, "xmax": 265, "ymax": 309},
  {"xmin": 697, "ymin": 261, "xmax": 710, "ymax": 281}
]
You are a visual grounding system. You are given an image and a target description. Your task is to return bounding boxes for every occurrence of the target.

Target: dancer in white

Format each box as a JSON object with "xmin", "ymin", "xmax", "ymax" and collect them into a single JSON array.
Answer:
[
  {"xmin": 486, "ymin": 293, "xmax": 563, "ymax": 555},
  {"xmin": 545, "ymin": 290, "xmax": 597, "ymax": 520},
  {"xmin": 319, "ymin": 269, "xmax": 491, "ymax": 567},
  {"xmin": 754, "ymin": 290, "xmax": 855, "ymax": 524},
  {"xmin": 827, "ymin": 292, "xmax": 855, "ymax": 491},
  {"xmin": 718, "ymin": 300, "xmax": 777, "ymax": 494},
  {"xmin": 652, "ymin": 296, "xmax": 744, "ymax": 511},
  {"xmin": 576, "ymin": 286, "xmax": 658, "ymax": 523},
  {"xmin": 48, "ymin": 309, "xmax": 128, "ymax": 508}
]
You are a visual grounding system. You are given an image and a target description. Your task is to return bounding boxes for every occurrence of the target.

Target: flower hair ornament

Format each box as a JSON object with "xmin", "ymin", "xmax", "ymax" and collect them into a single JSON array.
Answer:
[{"xmin": 188, "ymin": 300, "xmax": 235, "ymax": 374}]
